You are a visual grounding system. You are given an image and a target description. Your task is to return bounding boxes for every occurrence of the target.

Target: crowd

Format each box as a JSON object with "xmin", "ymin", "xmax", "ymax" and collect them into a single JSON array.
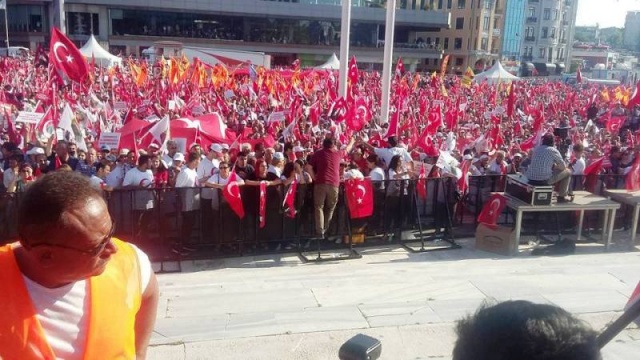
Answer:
[{"xmin": 1, "ymin": 47, "xmax": 640, "ymax": 252}]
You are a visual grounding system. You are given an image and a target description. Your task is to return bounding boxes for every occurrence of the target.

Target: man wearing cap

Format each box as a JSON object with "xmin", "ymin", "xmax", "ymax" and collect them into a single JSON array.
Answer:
[
  {"xmin": 168, "ymin": 152, "xmax": 185, "ymax": 187},
  {"xmin": 507, "ymin": 153, "xmax": 524, "ymax": 174}
]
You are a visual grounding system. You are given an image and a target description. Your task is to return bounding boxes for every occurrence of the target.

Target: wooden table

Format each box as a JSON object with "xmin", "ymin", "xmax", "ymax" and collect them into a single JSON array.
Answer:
[
  {"xmin": 604, "ymin": 189, "xmax": 640, "ymax": 248},
  {"xmin": 503, "ymin": 191, "xmax": 620, "ymax": 256}
]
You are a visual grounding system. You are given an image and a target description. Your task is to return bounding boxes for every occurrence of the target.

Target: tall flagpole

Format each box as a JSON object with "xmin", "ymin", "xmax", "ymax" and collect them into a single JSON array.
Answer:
[
  {"xmin": 3, "ymin": 3, "xmax": 9, "ymax": 48},
  {"xmin": 380, "ymin": 0, "xmax": 396, "ymax": 124},
  {"xmin": 338, "ymin": 0, "xmax": 351, "ymax": 99}
]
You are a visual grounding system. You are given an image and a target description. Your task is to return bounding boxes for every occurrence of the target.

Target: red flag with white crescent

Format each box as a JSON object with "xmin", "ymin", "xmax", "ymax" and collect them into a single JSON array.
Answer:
[
  {"xmin": 416, "ymin": 164, "xmax": 427, "ymax": 200},
  {"xmin": 345, "ymin": 178, "xmax": 374, "ymax": 219},
  {"xmin": 477, "ymin": 193, "xmax": 507, "ymax": 227},
  {"xmin": 259, "ymin": 181, "xmax": 267, "ymax": 228},
  {"xmin": 283, "ymin": 178, "xmax": 297, "ymax": 218},
  {"xmin": 49, "ymin": 28, "xmax": 90, "ymax": 83},
  {"xmin": 223, "ymin": 170, "xmax": 245, "ymax": 219},
  {"xmin": 457, "ymin": 159, "xmax": 472, "ymax": 194},
  {"xmin": 626, "ymin": 156, "xmax": 640, "ymax": 191}
]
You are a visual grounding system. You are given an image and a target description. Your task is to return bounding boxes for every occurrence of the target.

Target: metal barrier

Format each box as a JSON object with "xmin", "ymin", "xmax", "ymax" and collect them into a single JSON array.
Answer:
[{"xmin": 0, "ymin": 174, "xmax": 632, "ymax": 264}]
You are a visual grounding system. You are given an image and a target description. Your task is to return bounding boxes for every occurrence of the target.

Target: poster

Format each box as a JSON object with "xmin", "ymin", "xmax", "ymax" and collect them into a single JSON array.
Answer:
[{"xmin": 98, "ymin": 132, "xmax": 122, "ymax": 150}]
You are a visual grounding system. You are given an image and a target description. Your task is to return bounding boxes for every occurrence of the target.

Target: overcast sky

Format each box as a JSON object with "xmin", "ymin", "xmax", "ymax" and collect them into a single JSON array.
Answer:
[{"xmin": 576, "ymin": 0, "xmax": 640, "ymax": 27}]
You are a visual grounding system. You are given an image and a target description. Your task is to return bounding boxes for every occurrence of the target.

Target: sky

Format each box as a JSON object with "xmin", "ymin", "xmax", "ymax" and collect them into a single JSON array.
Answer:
[{"xmin": 576, "ymin": 0, "xmax": 640, "ymax": 27}]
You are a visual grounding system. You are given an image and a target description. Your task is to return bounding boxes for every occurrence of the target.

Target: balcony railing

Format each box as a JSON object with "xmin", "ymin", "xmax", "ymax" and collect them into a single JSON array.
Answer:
[
  {"xmin": 525, "ymin": 35, "xmax": 536, "ymax": 42},
  {"xmin": 526, "ymin": 17, "xmax": 538, "ymax": 23}
]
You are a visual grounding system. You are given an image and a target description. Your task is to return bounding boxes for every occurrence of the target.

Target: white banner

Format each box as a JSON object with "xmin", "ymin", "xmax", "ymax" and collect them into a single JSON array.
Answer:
[
  {"xmin": 113, "ymin": 101, "xmax": 128, "ymax": 111},
  {"xmin": 98, "ymin": 132, "xmax": 122, "ymax": 150},
  {"xmin": 15, "ymin": 111, "xmax": 45, "ymax": 124}
]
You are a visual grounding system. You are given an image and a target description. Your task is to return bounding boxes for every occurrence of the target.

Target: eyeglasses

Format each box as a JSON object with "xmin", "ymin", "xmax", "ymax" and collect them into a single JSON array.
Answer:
[
  {"xmin": 31, "ymin": 220, "xmax": 116, "ymax": 257},
  {"xmin": 219, "ymin": 166, "xmax": 229, "ymax": 170}
]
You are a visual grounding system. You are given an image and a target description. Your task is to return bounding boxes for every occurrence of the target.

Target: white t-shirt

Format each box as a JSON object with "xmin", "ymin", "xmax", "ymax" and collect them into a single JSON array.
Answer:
[
  {"xmin": 88, "ymin": 175, "xmax": 105, "ymax": 190},
  {"xmin": 123, "ymin": 168, "xmax": 155, "ymax": 210},
  {"xmin": 196, "ymin": 158, "xmax": 218, "ymax": 200},
  {"xmin": 3, "ymin": 168, "xmax": 17, "ymax": 189},
  {"xmin": 175, "ymin": 167, "xmax": 200, "ymax": 211},
  {"xmin": 23, "ymin": 244, "xmax": 152, "ymax": 360},
  {"xmin": 104, "ymin": 164, "xmax": 126, "ymax": 189},
  {"xmin": 374, "ymin": 147, "xmax": 412, "ymax": 168},
  {"xmin": 206, "ymin": 173, "xmax": 244, "ymax": 210},
  {"xmin": 369, "ymin": 167, "xmax": 386, "ymax": 190},
  {"xmin": 162, "ymin": 154, "xmax": 174, "ymax": 168},
  {"xmin": 572, "ymin": 157, "xmax": 586, "ymax": 176}
]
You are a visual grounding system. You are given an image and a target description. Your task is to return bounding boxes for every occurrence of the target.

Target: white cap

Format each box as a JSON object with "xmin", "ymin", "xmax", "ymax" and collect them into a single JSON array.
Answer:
[
  {"xmin": 173, "ymin": 152, "xmax": 185, "ymax": 162},
  {"xmin": 210, "ymin": 143, "xmax": 223, "ymax": 153},
  {"xmin": 119, "ymin": 148, "xmax": 130, "ymax": 156},
  {"xmin": 273, "ymin": 152, "xmax": 285, "ymax": 161},
  {"xmin": 463, "ymin": 154, "xmax": 473, "ymax": 161},
  {"xmin": 221, "ymin": 144, "xmax": 230, "ymax": 151},
  {"xmin": 293, "ymin": 146, "xmax": 305, "ymax": 152},
  {"xmin": 27, "ymin": 147, "xmax": 45, "ymax": 156}
]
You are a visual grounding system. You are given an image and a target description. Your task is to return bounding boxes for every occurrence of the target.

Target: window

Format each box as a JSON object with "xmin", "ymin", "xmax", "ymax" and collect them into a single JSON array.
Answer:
[
  {"xmin": 481, "ymin": 38, "xmax": 488, "ymax": 50},
  {"xmin": 539, "ymin": 47, "xmax": 546, "ymax": 57},
  {"xmin": 550, "ymin": 27, "xmax": 556, "ymax": 38},
  {"xmin": 541, "ymin": 27, "xmax": 548, "ymax": 38},
  {"xmin": 433, "ymin": 58, "xmax": 439, "ymax": 66},
  {"xmin": 455, "ymin": 57, "xmax": 464, "ymax": 66},
  {"xmin": 528, "ymin": 7, "xmax": 535, "ymax": 17},
  {"xmin": 444, "ymin": 37, "xmax": 449, "ymax": 49},
  {"xmin": 553, "ymin": 9, "xmax": 558, "ymax": 20},
  {"xmin": 456, "ymin": 17, "xmax": 465, "ymax": 29},
  {"xmin": 484, "ymin": 0, "xmax": 491, "ymax": 9},
  {"xmin": 435, "ymin": 37, "xmax": 441, "ymax": 46},
  {"xmin": 458, "ymin": 0, "xmax": 466, "ymax": 9},
  {"xmin": 543, "ymin": 8, "xmax": 551, "ymax": 20},
  {"xmin": 526, "ymin": 26, "xmax": 534, "ymax": 37},
  {"xmin": 425, "ymin": 58, "xmax": 430, "ymax": 65},
  {"xmin": 438, "ymin": 0, "xmax": 443, "ymax": 9},
  {"xmin": 483, "ymin": 15, "xmax": 490, "ymax": 30},
  {"xmin": 454, "ymin": 37, "xmax": 463, "ymax": 49},
  {"xmin": 447, "ymin": 0, "xmax": 452, "ymax": 9}
]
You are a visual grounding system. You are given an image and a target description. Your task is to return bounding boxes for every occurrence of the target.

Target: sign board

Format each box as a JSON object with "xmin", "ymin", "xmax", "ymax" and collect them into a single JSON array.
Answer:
[
  {"xmin": 15, "ymin": 111, "xmax": 45, "ymax": 124},
  {"xmin": 113, "ymin": 101, "xmax": 128, "ymax": 111},
  {"xmin": 98, "ymin": 132, "xmax": 122, "ymax": 150},
  {"xmin": 168, "ymin": 100, "xmax": 176, "ymax": 111},
  {"xmin": 267, "ymin": 111, "xmax": 286, "ymax": 123}
]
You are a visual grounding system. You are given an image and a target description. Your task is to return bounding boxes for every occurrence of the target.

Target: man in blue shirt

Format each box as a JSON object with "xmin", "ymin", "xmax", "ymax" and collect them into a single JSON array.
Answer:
[{"xmin": 525, "ymin": 134, "xmax": 572, "ymax": 203}]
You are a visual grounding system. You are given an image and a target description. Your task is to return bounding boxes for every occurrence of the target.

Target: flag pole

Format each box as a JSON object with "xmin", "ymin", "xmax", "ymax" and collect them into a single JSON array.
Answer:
[
  {"xmin": 3, "ymin": 5, "xmax": 9, "ymax": 48},
  {"xmin": 338, "ymin": 0, "xmax": 351, "ymax": 99},
  {"xmin": 380, "ymin": 0, "xmax": 396, "ymax": 125}
]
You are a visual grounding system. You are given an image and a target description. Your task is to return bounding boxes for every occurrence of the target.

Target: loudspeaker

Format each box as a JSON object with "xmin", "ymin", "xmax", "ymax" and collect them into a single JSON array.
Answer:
[{"xmin": 338, "ymin": 334, "xmax": 382, "ymax": 360}]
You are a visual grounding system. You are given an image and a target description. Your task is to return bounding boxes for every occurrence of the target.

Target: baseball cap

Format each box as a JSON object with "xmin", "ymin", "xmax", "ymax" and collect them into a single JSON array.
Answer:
[
  {"xmin": 513, "ymin": 153, "xmax": 523, "ymax": 158},
  {"xmin": 100, "ymin": 145, "xmax": 111, "ymax": 152},
  {"xmin": 173, "ymin": 152, "xmax": 185, "ymax": 162},
  {"xmin": 27, "ymin": 147, "xmax": 45, "ymax": 156},
  {"xmin": 210, "ymin": 143, "xmax": 223, "ymax": 153},
  {"xmin": 119, "ymin": 148, "xmax": 129, "ymax": 156},
  {"xmin": 105, "ymin": 154, "xmax": 117, "ymax": 162},
  {"xmin": 273, "ymin": 152, "xmax": 285, "ymax": 161}
]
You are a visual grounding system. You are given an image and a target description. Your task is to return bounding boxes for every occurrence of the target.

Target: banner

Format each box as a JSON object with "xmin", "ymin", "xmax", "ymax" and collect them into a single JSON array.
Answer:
[
  {"xmin": 98, "ymin": 132, "xmax": 121, "ymax": 149},
  {"xmin": 15, "ymin": 111, "xmax": 45, "ymax": 124},
  {"xmin": 440, "ymin": 54, "xmax": 450, "ymax": 78},
  {"xmin": 113, "ymin": 101, "xmax": 128, "ymax": 111},
  {"xmin": 461, "ymin": 67, "xmax": 475, "ymax": 88}
]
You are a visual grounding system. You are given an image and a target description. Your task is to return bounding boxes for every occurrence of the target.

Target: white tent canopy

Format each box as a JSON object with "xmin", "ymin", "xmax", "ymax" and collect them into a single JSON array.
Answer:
[
  {"xmin": 315, "ymin": 53, "xmax": 340, "ymax": 70},
  {"xmin": 79, "ymin": 35, "xmax": 121, "ymax": 66},
  {"xmin": 473, "ymin": 61, "xmax": 519, "ymax": 84}
]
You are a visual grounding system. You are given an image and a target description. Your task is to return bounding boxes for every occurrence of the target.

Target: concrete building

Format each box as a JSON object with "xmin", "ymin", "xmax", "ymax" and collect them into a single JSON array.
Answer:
[
  {"xmin": 501, "ymin": 0, "xmax": 526, "ymax": 61},
  {"xmin": 417, "ymin": 0, "xmax": 506, "ymax": 75},
  {"xmin": 0, "ymin": 0, "xmax": 451, "ymax": 70},
  {"xmin": 623, "ymin": 11, "xmax": 640, "ymax": 50},
  {"xmin": 519, "ymin": 0, "xmax": 578, "ymax": 76}
]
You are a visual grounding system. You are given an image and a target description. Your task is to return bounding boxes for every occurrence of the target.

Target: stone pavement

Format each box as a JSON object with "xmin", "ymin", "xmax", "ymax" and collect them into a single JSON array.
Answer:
[{"xmin": 148, "ymin": 237, "xmax": 640, "ymax": 360}]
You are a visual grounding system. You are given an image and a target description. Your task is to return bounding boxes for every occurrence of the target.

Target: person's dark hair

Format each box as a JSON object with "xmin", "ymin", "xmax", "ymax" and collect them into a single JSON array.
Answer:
[
  {"xmin": 283, "ymin": 142, "xmax": 293, "ymax": 153},
  {"xmin": 366, "ymin": 154, "xmax": 378, "ymax": 164},
  {"xmin": 453, "ymin": 301, "xmax": 601, "ymax": 360},
  {"xmin": 573, "ymin": 143, "xmax": 584, "ymax": 153},
  {"xmin": 238, "ymin": 150, "xmax": 248, "ymax": 158},
  {"xmin": 137, "ymin": 154, "xmax": 150, "ymax": 167},
  {"xmin": 17, "ymin": 171, "xmax": 104, "ymax": 244},
  {"xmin": 95, "ymin": 162, "xmax": 109, "ymax": 173},
  {"xmin": 187, "ymin": 152, "xmax": 200, "ymax": 163},
  {"xmin": 542, "ymin": 133, "xmax": 555, "ymax": 147},
  {"xmin": 294, "ymin": 159, "xmax": 305, "ymax": 168},
  {"xmin": 387, "ymin": 136, "xmax": 398, "ymax": 148},
  {"xmin": 2, "ymin": 141, "xmax": 17, "ymax": 153},
  {"xmin": 282, "ymin": 161, "xmax": 295, "ymax": 178},
  {"xmin": 388, "ymin": 155, "xmax": 402, "ymax": 171},
  {"xmin": 322, "ymin": 138, "xmax": 335, "ymax": 149}
]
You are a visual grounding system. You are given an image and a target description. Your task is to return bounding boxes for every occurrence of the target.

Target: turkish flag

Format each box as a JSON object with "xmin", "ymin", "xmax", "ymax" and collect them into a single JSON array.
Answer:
[
  {"xmin": 346, "ymin": 98, "xmax": 369, "ymax": 132},
  {"xmin": 576, "ymin": 66, "xmax": 583, "ymax": 84},
  {"xmin": 507, "ymin": 82, "xmax": 516, "ymax": 117},
  {"xmin": 49, "ymin": 28, "xmax": 89, "ymax": 83},
  {"xmin": 626, "ymin": 156, "xmax": 640, "ymax": 191},
  {"xmin": 283, "ymin": 178, "xmax": 297, "ymax": 218},
  {"xmin": 223, "ymin": 171, "xmax": 245, "ymax": 219},
  {"xmin": 607, "ymin": 115, "xmax": 625, "ymax": 134},
  {"xmin": 584, "ymin": 157, "xmax": 604, "ymax": 176},
  {"xmin": 477, "ymin": 193, "xmax": 507, "ymax": 227},
  {"xmin": 259, "ymin": 181, "xmax": 267, "ymax": 228},
  {"xmin": 345, "ymin": 178, "xmax": 374, "ymax": 219},
  {"xmin": 348, "ymin": 56, "xmax": 359, "ymax": 87},
  {"xmin": 457, "ymin": 159, "xmax": 472, "ymax": 194}
]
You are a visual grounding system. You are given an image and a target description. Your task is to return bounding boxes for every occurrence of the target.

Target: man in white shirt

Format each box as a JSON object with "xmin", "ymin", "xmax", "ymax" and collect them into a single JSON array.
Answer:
[
  {"xmin": 89, "ymin": 163, "xmax": 113, "ymax": 192},
  {"xmin": 362, "ymin": 136, "xmax": 412, "ymax": 169},
  {"xmin": 174, "ymin": 152, "xmax": 201, "ymax": 255},
  {"xmin": 123, "ymin": 155, "xmax": 155, "ymax": 240},
  {"xmin": 570, "ymin": 143, "xmax": 586, "ymax": 176},
  {"xmin": 268, "ymin": 152, "xmax": 285, "ymax": 178},
  {"xmin": 196, "ymin": 144, "xmax": 222, "ymax": 241},
  {"xmin": 162, "ymin": 140, "xmax": 179, "ymax": 168},
  {"xmin": 105, "ymin": 156, "xmax": 127, "ymax": 189}
]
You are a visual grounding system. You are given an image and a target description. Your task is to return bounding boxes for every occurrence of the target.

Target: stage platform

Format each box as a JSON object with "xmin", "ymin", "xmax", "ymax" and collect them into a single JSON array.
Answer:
[{"xmin": 504, "ymin": 191, "xmax": 621, "ymax": 256}]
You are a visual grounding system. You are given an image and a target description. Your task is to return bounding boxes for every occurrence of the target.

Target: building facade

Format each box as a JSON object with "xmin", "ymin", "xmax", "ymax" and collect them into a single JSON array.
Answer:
[
  {"xmin": 1, "ymin": 0, "xmax": 450, "ymax": 69},
  {"xmin": 519, "ymin": 0, "xmax": 578, "ymax": 75},
  {"xmin": 501, "ymin": 0, "xmax": 526, "ymax": 60},
  {"xmin": 415, "ymin": 0, "xmax": 506, "ymax": 75},
  {"xmin": 624, "ymin": 11, "xmax": 640, "ymax": 50}
]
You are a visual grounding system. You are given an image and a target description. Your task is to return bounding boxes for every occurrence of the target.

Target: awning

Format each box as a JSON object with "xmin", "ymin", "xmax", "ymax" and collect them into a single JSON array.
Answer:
[
  {"xmin": 545, "ymin": 63, "xmax": 557, "ymax": 73},
  {"xmin": 555, "ymin": 63, "xmax": 566, "ymax": 74},
  {"xmin": 523, "ymin": 62, "xmax": 535, "ymax": 69}
]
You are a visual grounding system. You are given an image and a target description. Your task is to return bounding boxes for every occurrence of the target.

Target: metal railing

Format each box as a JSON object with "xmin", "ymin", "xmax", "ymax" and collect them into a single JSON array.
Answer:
[{"xmin": 0, "ymin": 174, "xmax": 631, "ymax": 261}]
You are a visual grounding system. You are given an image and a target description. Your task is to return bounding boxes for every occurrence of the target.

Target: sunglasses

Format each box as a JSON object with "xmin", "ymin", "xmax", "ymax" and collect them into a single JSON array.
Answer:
[
  {"xmin": 31, "ymin": 220, "xmax": 116, "ymax": 257},
  {"xmin": 219, "ymin": 166, "xmax": 230, "ymax": 170}
]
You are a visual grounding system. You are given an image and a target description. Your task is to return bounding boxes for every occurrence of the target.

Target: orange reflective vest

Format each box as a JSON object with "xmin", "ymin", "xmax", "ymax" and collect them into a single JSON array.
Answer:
[{"xmin": 0, "ymin": 238, "xmax": 142, "ymax": 360}]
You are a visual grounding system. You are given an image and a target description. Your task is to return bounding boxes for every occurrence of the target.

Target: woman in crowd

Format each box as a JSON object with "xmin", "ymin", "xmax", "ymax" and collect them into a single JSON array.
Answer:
[{"xmin": 385, "ymin": 155, "xmax": 413, "ymax": 241}]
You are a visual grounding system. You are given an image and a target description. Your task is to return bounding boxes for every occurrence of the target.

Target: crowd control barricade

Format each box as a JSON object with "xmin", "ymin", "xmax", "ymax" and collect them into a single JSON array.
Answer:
[{"xmin": 0, "ymin": 174, "xmax": 634, "ymax": 260}]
